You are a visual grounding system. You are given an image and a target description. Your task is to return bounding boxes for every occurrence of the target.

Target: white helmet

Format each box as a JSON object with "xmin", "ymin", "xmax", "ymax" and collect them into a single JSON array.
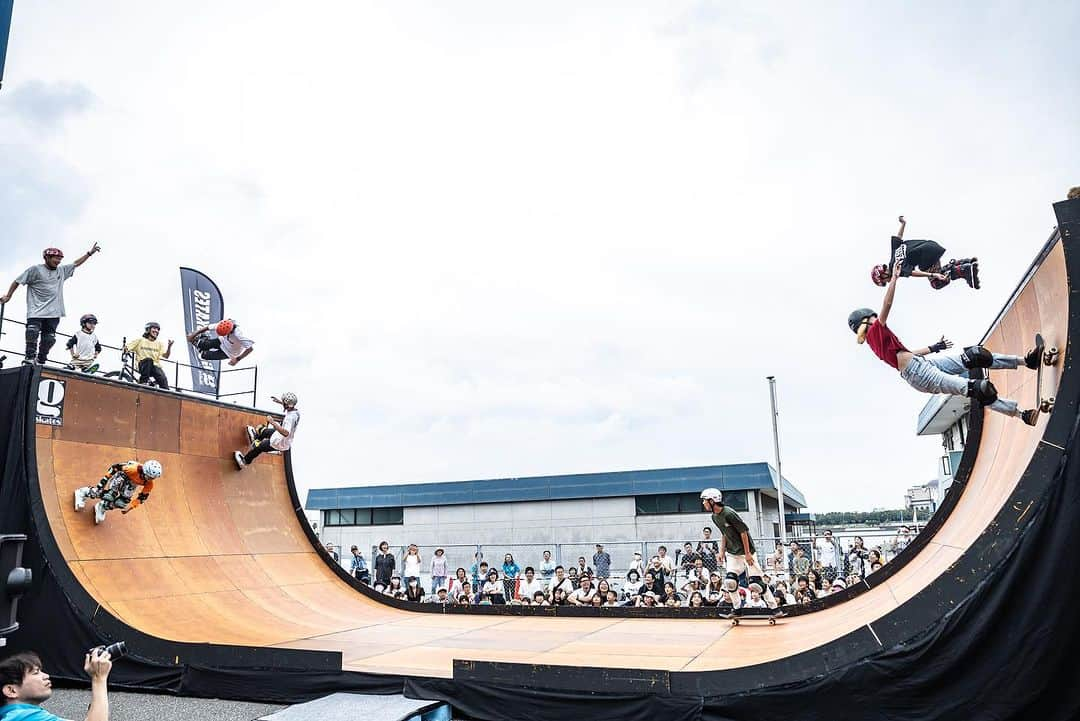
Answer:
[
  {"xmin": 700, "ymin": 487, "xmax": 722, "ymax": 503},
  {"xmin": 281, "ymin": 392, "xmax": 298, "ymax": 407},
  {"xmin": 142, "ymin": 460, "xmax": 163, "ymax": 479}
]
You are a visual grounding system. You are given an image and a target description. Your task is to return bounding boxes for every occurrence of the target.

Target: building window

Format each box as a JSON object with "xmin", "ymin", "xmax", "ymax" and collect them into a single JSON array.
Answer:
[
  {"xmin": 323, "ymin": 507, "xmax": 403, "ymax": 526},
  {"xmin": 635, "ymin": 491, "xmax": 748, "ymax": 515}
]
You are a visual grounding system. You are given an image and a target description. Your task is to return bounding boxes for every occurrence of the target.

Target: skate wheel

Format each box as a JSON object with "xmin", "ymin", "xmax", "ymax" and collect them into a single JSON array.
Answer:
[
  {"xmin": 769, "ymin": 618, "xmax": 776, "ymax": 625},
  {"xmin": 731, "ymin": 619, "xmax": 739, "ymax": 626}
]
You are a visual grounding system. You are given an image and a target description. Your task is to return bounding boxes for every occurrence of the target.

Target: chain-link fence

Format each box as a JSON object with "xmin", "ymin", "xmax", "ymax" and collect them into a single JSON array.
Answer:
[{"xmin": 325, "ymin": 526, "xmax": 920, "ymax": 602}]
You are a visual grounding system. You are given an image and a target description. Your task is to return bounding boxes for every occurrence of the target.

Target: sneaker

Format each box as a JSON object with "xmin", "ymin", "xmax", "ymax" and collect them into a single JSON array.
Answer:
[
  {"xmin": 234, "ymin": 451, "xmax": 247, "ymax": 470},
  {"xmin": 85, "ymin": 362, "xmax": 100, "ymax": 374},
  {"xmin": 74, "ymin": 487, "xmax": 88, "ymax": 511},
  {"xmin": 1024, "ymin": 347, "xmax": 1041, "ymax": 370},
  {"xmin": 245, "ymin": 425, "xmax": 257, "ymax": 446},
  {"xmin": 1021, "ymin": 409, "xmax": 1039, "ymax": 426},
  {"xmin": 969, "ymin": 261, "xmax": 980, "ymax": 290},
  {"xmin": 94, "ymin": 501, "xmax": 107, "ymax": 525},
  {"xmin": 21, "ymin": 358, "xmax": 34, "ymax": 366}
]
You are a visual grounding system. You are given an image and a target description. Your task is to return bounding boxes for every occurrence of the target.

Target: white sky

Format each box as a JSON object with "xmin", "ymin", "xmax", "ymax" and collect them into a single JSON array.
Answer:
[{"xmin": 2, "ymin": 2, "xmax": 1077, "ymax": 511}]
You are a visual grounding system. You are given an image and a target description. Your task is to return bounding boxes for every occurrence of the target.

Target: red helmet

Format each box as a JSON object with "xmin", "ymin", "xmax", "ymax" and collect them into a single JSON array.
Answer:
[
  {"xmin": 870, "ymin": 264, "xmax": 890, "ymax": 287},
  {"xmin": 215, "ymin": 319, "xmax": 235, "ymax": 336},
  {"xmin": 43, "ymin": 247, "xmax": 64, "ymax": 259}
]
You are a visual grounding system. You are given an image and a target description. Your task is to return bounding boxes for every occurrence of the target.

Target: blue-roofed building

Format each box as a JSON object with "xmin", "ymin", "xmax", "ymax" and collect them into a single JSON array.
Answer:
[{"xmin": 308, "ymin": 462, "xmax": 807, "ymax": 577}]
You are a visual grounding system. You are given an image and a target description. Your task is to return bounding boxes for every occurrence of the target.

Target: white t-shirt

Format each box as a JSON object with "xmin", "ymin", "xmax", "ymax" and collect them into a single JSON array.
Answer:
[
  {"xmin": 569, "ymin": 587, "xmax": 596, "ymax": 605},
  {"xmin": 218, "ymin": 328, "xmax": 255, "ymax": 359},
  {"xmin": 657, "ymin": 555, "xmax": 675, "ymax": 574},
  {"xmin": 816, "ymin": 539, "xmax": 837, "ymax": 567},
  {"xmin": 518, "ymin": 578, "xmax": 545, "ymax": 599},
  {"xmin": 550, "ymin": 577, "xmax": 574, "ymax": 595},
  {"xmin": 404, "ymin": 554, "xmax": 422, "ymax": 577},
  {"xmin": 270, "ymin": 408, "xmax": 300, "ymax": 451},
  {"xmin": 482, "ymin": 580, "xmax": 503, "ymax": 597}
]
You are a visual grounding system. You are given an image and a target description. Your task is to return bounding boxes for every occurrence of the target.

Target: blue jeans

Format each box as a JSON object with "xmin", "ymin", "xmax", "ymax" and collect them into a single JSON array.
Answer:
[{"xmin": 900, "ymin": 351, "xmax": 1021, "ymax": 417}]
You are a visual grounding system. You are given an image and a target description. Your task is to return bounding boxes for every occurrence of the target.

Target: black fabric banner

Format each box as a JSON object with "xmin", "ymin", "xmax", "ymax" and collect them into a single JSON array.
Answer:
[{"xmin": 179, "ymin": 267, "xmax": 224, "ymax": 395}]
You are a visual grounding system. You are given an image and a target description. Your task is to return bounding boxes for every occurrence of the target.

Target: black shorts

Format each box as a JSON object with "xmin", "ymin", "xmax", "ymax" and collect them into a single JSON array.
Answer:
[{"xmin": 195, "ymin": 335, "xmax": 229, "ymax": 361}]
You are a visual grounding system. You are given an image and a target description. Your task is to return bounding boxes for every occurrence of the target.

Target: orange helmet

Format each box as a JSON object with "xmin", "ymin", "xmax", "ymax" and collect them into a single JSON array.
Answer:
[{"xmin": 215, "ymin": 319, "xmax": 235, "ymax": 336}]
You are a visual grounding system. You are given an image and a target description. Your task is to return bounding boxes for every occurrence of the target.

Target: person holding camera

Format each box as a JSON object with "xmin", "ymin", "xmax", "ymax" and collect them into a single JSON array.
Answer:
[{"xmin": 0, "ymin": 648, "xmax": 112, "ymax": 721}]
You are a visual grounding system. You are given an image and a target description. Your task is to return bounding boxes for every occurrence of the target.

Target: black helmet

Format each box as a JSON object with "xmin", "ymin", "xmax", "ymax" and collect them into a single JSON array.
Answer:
[
  {"xmin": 80, "ymin": 313, "xmax": 98, "ymax": 325},
  {"xmin": 145, "ymin": 321, "xmax": 161, "ymax": 332},
  {"xmin": 848, "ymin": 308, "xmax": 876, "ymax": 333}
]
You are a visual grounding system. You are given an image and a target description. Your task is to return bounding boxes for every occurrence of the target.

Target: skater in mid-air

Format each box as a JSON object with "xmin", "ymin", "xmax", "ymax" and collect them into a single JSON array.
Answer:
[
  {"xmin": 851, "ymin": 261, "xmax": 1040, "ymax": 424},
  {"xmin": 234, "ymin": 392, "xmax": 299, "ymax": 469},
  {"xmin": 74, "ymin": 459, "xmax": 162, "ymax": 525},
  {"xmin": 870, "ymin": 216, "xmax": 979, "ymax": 290},
  {"xmin": 185, "ymin": 318, "xmax": 255, "ymax": 366}
]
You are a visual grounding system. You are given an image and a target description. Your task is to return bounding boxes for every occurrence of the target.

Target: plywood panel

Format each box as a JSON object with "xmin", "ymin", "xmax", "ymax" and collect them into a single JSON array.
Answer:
[
  {"xmin": 179, "ymin": 401, "xmax": 220, "ymax": 458},
  {"xmin": 135, "ymin": 391, "xmax": 181, "ymax": 454}
]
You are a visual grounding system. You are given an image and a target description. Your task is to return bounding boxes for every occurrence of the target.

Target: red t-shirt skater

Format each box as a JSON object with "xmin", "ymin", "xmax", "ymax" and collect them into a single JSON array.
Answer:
[{"xmin": 866, "ymin": 320, "xmax": 909, "ymax": 370}]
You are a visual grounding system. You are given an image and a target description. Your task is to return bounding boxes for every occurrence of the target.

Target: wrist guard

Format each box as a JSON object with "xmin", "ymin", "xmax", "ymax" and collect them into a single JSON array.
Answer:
[{"xmin": 929, "ymin": 340, "xmax": 947, "ymax": 353}]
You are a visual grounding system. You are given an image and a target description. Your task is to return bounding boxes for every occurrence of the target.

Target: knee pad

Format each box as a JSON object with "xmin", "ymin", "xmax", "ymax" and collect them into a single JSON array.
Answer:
[
  {"xmin": 961, "ymin": 345, "xmax": 993, "ymax": 369},
  {"xmin": 967, "ymin": 379, "xmax": 998, "ymax": 405}
]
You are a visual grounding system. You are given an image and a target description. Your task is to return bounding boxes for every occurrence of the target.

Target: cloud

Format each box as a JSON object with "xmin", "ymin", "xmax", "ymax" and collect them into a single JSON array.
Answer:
[{"xmin": 2, "ymin": 79, "xmax": 94, "ymax": 133}]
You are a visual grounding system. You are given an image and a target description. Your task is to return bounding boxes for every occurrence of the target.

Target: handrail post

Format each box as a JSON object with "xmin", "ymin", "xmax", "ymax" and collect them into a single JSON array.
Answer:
[{"xmin": 253, "ymin": 365, "xmax": 258, "ymax": 407}]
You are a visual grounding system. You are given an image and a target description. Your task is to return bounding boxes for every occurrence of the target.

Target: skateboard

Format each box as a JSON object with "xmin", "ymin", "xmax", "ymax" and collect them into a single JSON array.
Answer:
[
  {"xmin": 1036, "ymin": 332, "xmax": 1059, "ymax": 415},
  {"xmin": 729, "ymin": 608, "xmax": 786, "ymax": 626}
]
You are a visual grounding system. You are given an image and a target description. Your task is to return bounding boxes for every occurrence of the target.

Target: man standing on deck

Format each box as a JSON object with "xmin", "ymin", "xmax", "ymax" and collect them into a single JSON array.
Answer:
[
  {"xmin": 700, "ymin": 488, "xmax": 765, "ymax": 584},
  {"xmin": 0, "ymin": 244, "xmax": 101, "ymax": 365}
]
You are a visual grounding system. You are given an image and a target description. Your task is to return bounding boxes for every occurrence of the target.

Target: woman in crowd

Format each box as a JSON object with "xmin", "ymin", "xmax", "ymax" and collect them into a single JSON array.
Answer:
[
  {"xmin": 595, "ymin": 579, "xmax": 613, "ymax": 604},
  {"xmin": 662, "ymin": 581, "xmax": 680, "ymax": 605},
  {"xmin": 430, "ymin": 548, "xmax": 449, "ymax": 594},
  {"xmin": 551, "ymin": 587, "xmax": 569, "ymax": 606},
  {"xmin": 688, "ymin": 591, "xmax": 705, "ymax": 608},
  {"xmin": 405, "ymin": 578, "xmax": 425, "ymax": 603},
  {"xmin": 774, "ymin": 581, "xmax": 796, "ymax": 606},
  {"xmin": 848, "ymin": 537, "xmax": 870, "ymax": 578},
  {"xmin": 375, "ymin": 541, "xmax": 396, "ymax": 587},
  {"xmin": 385, "ymin": 576, "xmax": 403, "ymax": 596},
  {"xmin": 482, "ymin": 570, "xmax": 505, "ymax": 604},
  {"xmin": 807, "ymin": 568, "xmax": 824, "ymax": 593},
  {"xmin": 448, "ymin": 567, "xmax": 469, "ymax": 598},
  {"xmin": 403, "ymin": 544, "xmax": 422, "ymax": 587},
  {"xmin": 501, "ymin": 553, "xmax": 521, "ymax": 600}
]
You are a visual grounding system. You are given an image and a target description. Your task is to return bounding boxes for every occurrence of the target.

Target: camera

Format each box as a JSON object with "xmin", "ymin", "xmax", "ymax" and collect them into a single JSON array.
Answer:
[{"xmin": 89, "ymin": 641, "xmax": 126, "ymax": 660}]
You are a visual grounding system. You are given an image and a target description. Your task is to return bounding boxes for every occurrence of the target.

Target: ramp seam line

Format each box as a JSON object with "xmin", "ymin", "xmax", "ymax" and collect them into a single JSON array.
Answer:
[
  {"xmin": 1041, "ymin": 439, "xmax": 1065, "ymax": 451},
  {"xmin": 865, "ymin": 623, "xmax": 883, "ymax": 647}
]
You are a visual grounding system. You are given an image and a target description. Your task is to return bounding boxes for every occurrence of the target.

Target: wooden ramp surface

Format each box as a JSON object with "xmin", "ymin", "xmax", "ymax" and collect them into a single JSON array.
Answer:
[{"xmin": 34, "ymin": 240, "xmax": 1068, "ymax": 680}]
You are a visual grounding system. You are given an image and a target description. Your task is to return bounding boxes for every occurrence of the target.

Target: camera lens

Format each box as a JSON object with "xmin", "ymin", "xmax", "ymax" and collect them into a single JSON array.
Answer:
[{"xmin": 90, "ymin": 641, "xmax": 126, "ymax": 660}]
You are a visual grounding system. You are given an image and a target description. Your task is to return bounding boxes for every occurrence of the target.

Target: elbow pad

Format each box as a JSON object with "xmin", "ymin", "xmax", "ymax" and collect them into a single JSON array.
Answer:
[{"xmin": 137, "ymin": 493, "xmax": 149, "ymax": 502}]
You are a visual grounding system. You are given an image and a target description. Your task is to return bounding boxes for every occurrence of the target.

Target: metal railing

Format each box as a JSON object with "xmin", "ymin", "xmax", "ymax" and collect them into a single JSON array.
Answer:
[
  {"xmin": 322, "ymin": 527, "xmax": 920, "ymax": 596},
  {"xmin": 0, "ymin": 309, "xmax": 257, "ymax": 404}
]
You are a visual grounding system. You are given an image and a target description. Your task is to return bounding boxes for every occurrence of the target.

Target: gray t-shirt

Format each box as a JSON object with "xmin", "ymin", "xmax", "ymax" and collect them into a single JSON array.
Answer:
[{"xmin": 15, "ymin": 263, "xmax": 76, "ymax": 319}]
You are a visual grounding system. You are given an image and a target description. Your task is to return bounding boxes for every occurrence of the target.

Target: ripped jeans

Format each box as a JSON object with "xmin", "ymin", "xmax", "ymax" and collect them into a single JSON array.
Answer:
[{"xmin": 900, "ymin": 351, "xmax": 1022, "ymax": 417}]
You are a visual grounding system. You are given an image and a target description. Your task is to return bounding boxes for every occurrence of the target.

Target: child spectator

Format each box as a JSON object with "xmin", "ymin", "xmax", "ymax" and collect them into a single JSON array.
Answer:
[
  {"xmin": 627, "ymin": 552, "xmax": 645, "ymax": 579},
  {"xmin": 374, "ymin": 541, "xmax": 395, "ymax": 587},
  {"xmin": 185, "ymin": 318, "xmax": 255, "ymax": 367},
  {"xmin": 622, "ymin": 569, "xmax": 643, "ymax": 600},
  {"xmin": 551, "ymin": 588, "xmax": 569, "ymax": 606},
  {"xmin": 430, "ymin": 548, "xmax": 448, "ymax": 593},
  {"xmin": 745, "ymin": 581, "xmax": 768, "ymax": 609},
  {"xmin": 603, "ymin": 590, "xmax": 620, "ymax": 607},
  {"xmin": 533, "ymin": 590, "xmax": 549, "ymax": 606},
  {"xmin": 126, "ymin": 321, "xmax": 173, "ymax": 389},
  {"xmin": 66, "ymin": 313, "xmax": 101, "ymax": 372},
  {"xmin": 1, "ymin": 243, "xmax": 100, "ymax": 365}
]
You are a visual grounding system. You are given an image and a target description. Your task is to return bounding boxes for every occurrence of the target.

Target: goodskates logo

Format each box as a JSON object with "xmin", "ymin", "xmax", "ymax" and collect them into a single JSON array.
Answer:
[{"xmin": 35, "ymin": 379, "xmax": 66, "ymax": 426}]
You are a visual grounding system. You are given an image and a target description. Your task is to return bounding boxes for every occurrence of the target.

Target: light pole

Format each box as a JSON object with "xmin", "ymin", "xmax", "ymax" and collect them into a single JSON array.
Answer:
[{"xmin": 766, "ymin": 376, "xmax": 787, "ymax": 546}]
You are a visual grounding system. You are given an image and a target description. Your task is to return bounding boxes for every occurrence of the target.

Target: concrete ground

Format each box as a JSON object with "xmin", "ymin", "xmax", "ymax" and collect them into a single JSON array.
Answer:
[{"xmin": 42, "ymin": 687, "xmax": 286, "ymax": 721}]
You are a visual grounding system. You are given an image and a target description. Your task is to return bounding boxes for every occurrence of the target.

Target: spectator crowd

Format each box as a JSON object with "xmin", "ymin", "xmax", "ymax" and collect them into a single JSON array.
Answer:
[{"xmin": 322, "ymin": 526, "xmax": 915, "ymax": 611}]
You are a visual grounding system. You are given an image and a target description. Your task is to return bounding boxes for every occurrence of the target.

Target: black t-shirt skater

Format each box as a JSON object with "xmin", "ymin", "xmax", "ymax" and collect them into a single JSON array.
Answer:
[{"xmin": 889, "ymin": 236, "xmax": 946, "ymax": 277}]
